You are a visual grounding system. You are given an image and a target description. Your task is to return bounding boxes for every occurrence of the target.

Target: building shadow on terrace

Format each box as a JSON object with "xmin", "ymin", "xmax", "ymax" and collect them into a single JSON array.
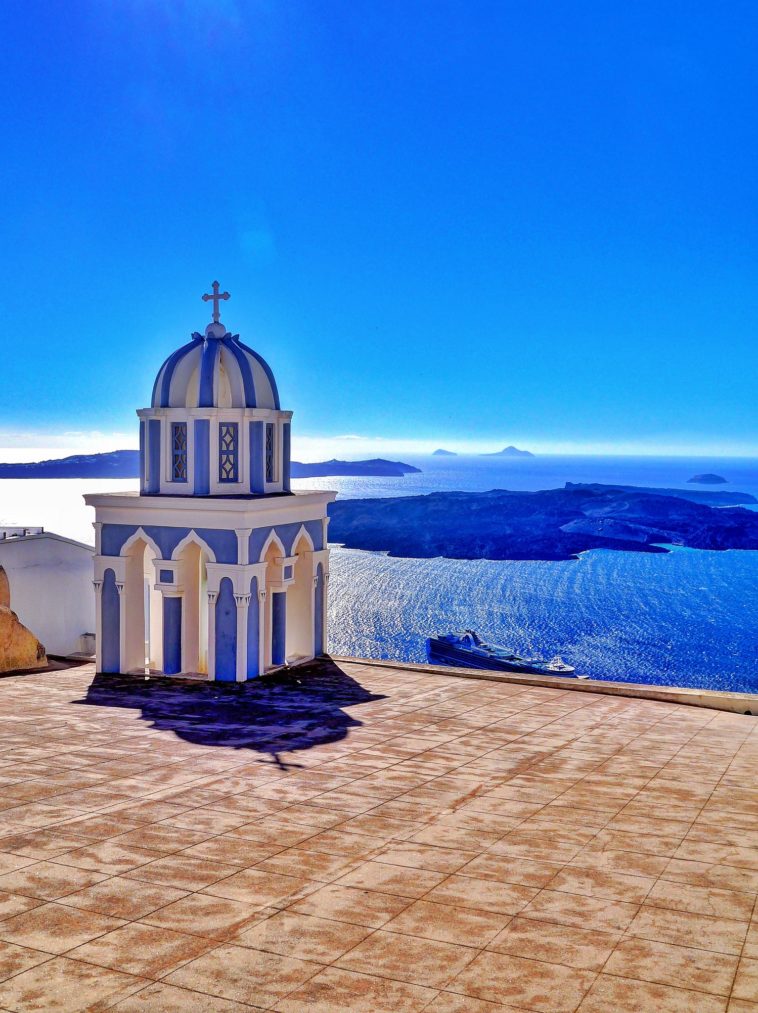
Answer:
[{"xmin": 77, "ymin": 658, "xmax": 385, "ymax": 767}]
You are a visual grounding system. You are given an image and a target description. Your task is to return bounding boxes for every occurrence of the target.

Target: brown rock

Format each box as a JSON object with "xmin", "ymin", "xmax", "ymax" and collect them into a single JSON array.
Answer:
[
  {"xmin": 0, "ymin": 606, "xmax": 47, "ymax": 672},
  {"xmin": 0, "ymin": 566, "xmax": 47, "ymax": 673}
]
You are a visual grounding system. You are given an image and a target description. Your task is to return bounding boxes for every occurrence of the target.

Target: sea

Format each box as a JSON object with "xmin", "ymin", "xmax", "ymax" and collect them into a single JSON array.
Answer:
[{"xmin": 1, "ymin": 454, "xmax": 757, "ymax": 693}]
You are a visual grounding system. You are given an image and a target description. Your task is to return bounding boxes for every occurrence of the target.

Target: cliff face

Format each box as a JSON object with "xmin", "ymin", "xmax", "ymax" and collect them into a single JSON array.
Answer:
[{"xmin": 327, "ymin": 485, "xmax": 758, "ymax": 561}]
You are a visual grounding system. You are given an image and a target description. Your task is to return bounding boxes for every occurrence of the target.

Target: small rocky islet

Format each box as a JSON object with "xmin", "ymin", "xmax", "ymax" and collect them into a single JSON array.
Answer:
[{"xmin": 688, "ymin": 472, "xmax": 728, "ymax": 484}]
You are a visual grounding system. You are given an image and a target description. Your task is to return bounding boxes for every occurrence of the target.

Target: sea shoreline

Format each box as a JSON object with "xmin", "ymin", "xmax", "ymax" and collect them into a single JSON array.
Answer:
[{"xmin": 1, "ymin": 453, "xmax": 756, "ymax": 693}]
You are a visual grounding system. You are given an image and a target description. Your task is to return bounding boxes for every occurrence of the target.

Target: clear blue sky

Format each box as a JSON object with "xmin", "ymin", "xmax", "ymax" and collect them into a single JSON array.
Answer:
[{"xmin": 2, "ymin": 1, "xmax": 757, "ymax": 457}]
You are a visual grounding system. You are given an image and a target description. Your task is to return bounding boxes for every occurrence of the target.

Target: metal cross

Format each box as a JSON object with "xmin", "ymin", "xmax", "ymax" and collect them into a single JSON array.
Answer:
[{"xmin": 202, "ymin": 280, "xmax": 230, "ymax": 323}]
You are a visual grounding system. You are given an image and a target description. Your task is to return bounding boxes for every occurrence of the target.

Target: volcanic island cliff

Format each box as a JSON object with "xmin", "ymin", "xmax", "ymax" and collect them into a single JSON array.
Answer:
[{"xmin": 327, "ymin": 483, "xmax": 758, "ymax": 561}]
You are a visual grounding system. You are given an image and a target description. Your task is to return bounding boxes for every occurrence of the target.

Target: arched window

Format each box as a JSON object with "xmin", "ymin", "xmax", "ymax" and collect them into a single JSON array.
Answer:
[
  {"xmin": 219, "ymin": 422, "xmax": 239, "ymax": 483},
  {"xmin": 265, "ymin": 422, "xmax": 276, "ymax": 483},
  {"xmin": 171, "ymin": 422, "xmax": 187, "ymax": 482}
]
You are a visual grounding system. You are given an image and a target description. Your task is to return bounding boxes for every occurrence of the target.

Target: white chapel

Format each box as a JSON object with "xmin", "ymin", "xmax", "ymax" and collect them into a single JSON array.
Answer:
[{"xmin": 85, "ymin": 283, "xmax": 335, "ymax": 681}]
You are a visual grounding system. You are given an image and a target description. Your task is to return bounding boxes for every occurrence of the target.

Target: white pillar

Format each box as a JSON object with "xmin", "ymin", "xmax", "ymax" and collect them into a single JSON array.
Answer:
[
  {"xmin": 93, "ymin": 580, "xmax": 103, "ymax": 672},
  {"xmin": 235, "ymin": 528, "xmax": 252, "ymax": 565},
  {"xmin": 207, "ymin": 591, "xmax": 217, "ymax": 680},
  {"xmin": 322, "ymin": 571, "xmax": 330, "ymax": 655},
  {"xmin": 234, "ymin": 593, "xmax": 250, "ymax": 682},
  {"xmin": 116, "ymin": 581, "xmax": 125, "ymax": 674},
  {"xmin": 312, "ymin": 573, "xmax": 321, "ymax": 657},
  {"xmin": 258, "ymin": 587, "xmax": 267, "ymax": 674}
]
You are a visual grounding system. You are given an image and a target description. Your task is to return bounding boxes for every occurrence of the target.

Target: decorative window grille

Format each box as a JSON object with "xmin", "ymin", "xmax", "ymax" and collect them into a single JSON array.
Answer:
[
  {"xmin": 171, "ymin": 423, "xmax": 187, "ymax": 481},
  {"xmin": 219, "ymin": 422, "xmax": 239, "ymax": 483},
  {"xmin": 265, "ymin": 423, "xmax": 276, "ymax": 483}
]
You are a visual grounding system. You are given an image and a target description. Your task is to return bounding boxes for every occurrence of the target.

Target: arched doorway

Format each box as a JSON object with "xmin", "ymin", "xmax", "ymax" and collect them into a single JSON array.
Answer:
[
  {"xmin": 178, "ymin": 540, "xmax": 209, "ymax": 674},
  {"xmin": 123, "ymin": 536, "xmax": 162, "ymax": 673},
  {"xmin": 286, "ymin": 533, "xmax": 314, "ymax": 663},
  {"xmin": 262, "ymin": 536, "xmax": 285, "ymax": 671}
]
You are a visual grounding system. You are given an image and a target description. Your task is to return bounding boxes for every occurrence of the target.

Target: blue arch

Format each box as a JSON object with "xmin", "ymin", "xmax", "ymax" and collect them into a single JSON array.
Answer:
[
  {"xmin": 101, "ymin": 569, "xmax": 120, "ymax": 673},
  {"xmin": 215, "ymin": 577, "xmax": 237, "ymax": 681},
  {"xmin": 247, "ymin": 577, "xmax": 260, "ymax": 679},
  {"xmin": 314, "ymin": 563, "xmax": 325, "ymax": 657},
  {"xmin": 248, "ymin": 520, "xmax": 324, "ymax": 562},
  {"xmin": 101, "ymin": 524, "xmax": 237, "ymax": 564}
]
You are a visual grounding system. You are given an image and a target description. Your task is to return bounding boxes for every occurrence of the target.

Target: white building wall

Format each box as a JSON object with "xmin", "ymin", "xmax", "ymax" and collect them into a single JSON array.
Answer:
[{"xmin": 0, "ymin": 535, "xmax": 95, "ymax": 656}]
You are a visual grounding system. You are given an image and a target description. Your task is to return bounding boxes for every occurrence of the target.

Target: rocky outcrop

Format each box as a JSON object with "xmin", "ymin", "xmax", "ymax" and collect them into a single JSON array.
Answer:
[{"xmin": 0, "ymin": 567, "xmax": 47, "ymax": 673}]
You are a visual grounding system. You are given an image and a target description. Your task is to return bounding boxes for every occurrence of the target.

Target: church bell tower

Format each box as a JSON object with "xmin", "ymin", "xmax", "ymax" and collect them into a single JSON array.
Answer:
[{"xmin": 86, "ymin": 283, "xmax": 335, "ymax": 682}]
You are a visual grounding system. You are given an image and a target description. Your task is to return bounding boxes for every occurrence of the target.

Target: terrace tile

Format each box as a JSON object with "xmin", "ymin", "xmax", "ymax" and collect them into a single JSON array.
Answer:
[
  {"xmin": 0, "ymin": 658, "xmax": 753, "ymax": 1010},
  {"xmin": 69, "ymin": 921, "xmax": 212, "ymax": 978},
  {"xmin": 273, "ymin": 965, "xmax": 437, "ymax": 1012},
  {"xmin": 0, "ymin": 901, "xmax": 125, "ymax": 953},
  {"xmin": 336, "ymin": 929, "xmax": 477, "ymax": 986},
  {"xmin": 0, "ymin": 956, "xmax": 146, "ymax": 1012},
  {"xmin": 487, "ymin": 916, "xmax": 620, "ymax": 971},
  {"xmin": 235, "ymin": 910, "xmax": 371, "ymax": 961},
  {"xmin": 448, "ymin": 950, "xmax": 597, "ymax": 1011},
  {"xmin": 60, "ymin": 876, "xmax": 188, "ymax": 919},
  {"xmin": 604, "ymin": 936, "xmax": 738, "ymax": 995},
  {"xmin": 165, "ymin": 942, "xmax": 319, "ymax": 1006},
  {"xmin": 577, "ymin": 973, "xmax": 727, "ymax": 1012}
]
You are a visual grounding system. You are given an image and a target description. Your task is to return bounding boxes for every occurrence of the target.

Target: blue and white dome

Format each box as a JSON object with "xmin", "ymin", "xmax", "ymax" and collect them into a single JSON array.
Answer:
[{"xmin": 151, "ymin": 321, "xmax": 280, "ymax": 410}]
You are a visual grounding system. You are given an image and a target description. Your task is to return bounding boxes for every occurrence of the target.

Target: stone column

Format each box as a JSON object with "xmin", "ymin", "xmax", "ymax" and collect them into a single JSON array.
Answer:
[
  {"xmin": 207, "ymin": 591, "xmax": 217, "ymax": 680},
  {"xmin": 92, "ymin": 579, "xmax": 103, "ymax": 672},
  {"xmin": 257, "ymin": 587, "xmax": 267, "ymax": 674},
  {"xmin": 116, "ymin": 580, "xmax": 126, "ymax": 676},
  {"xmin": 234, "ymin": 593, "xmax": 251, "ymax": 682},
  {"xmin": 321, "ymin": 571, "xmax": 330, "ymax": 656},
  {"xmin": 235, "ymin": 528, "xmax": 252, "ymax": 566}
]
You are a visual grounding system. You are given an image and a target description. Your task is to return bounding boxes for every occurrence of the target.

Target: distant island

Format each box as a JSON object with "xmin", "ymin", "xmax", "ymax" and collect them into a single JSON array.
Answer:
[
  {"xmin": 328, "ymin": 483, "xmax": 758, "ymax": 562},
  {"xmin": 291, "ymin": 458, "xmax": 420, "ymax": 478},
  {"xmin": 0, "ymin": 451, "xmax": 420, "ymax": 480},
  {"xmin": 0, "ymin": 450, "xmax": 140, "ymax": 479},
  {"xmin": 688, "ymin": 473, "xmax": 727, "ymax": 485},
  {"xmin": 481, "ymin": 445, "xmax": 534, "ymax": 458},
  {"xmin": 565, "ymin": 482, "xmax": 755, "ymax": 507},
  {"xmin": 432, "ymin": 449, "xmax": 457, "ymax": 457}
]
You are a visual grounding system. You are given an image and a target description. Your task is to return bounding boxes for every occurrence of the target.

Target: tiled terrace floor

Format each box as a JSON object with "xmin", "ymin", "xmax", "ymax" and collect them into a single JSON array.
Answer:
[{"xmin": 0, "ymin": 659, "xmax": 754, "ymax": 1011}]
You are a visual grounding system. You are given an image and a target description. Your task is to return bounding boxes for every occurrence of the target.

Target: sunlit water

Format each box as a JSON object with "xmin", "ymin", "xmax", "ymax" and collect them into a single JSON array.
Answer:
[{"xmin": 1, "ymin": 454, "xmax": 756, "ymax": 692}]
